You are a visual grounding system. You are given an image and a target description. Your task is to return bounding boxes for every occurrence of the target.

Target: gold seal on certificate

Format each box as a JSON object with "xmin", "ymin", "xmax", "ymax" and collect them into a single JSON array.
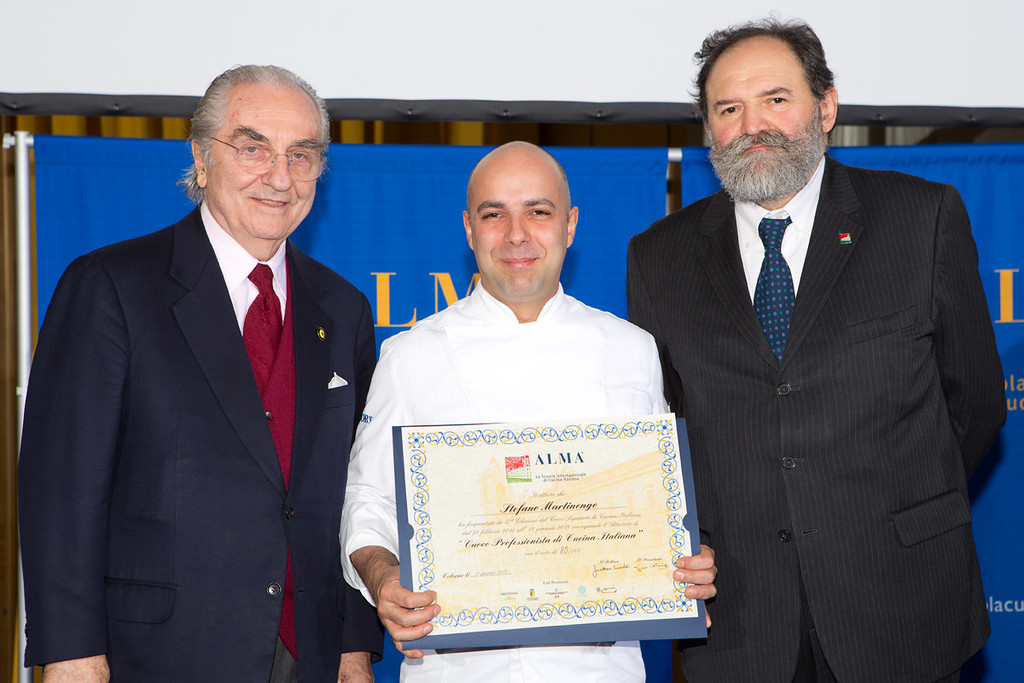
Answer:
[{"xmin": 392, "ymin": 413, "xmax": 706, "ymax": 648}]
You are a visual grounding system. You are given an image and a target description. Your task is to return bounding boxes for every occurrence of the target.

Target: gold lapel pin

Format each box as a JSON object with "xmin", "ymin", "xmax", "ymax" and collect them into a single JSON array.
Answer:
[{"xmin": 317, "ymin": 326, "xmax": 326, "ymax": 341}]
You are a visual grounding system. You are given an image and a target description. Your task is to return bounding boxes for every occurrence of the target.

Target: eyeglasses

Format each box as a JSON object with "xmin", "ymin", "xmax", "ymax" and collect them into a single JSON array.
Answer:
[{"xmin": 211, "ymin": 137, "xmax": 324, "ymax": 182}]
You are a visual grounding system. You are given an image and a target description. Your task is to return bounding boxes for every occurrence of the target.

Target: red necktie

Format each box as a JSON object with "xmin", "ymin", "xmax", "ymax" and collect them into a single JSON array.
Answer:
[
  {"xmin": 243, "ymin": 264, "xmax": 295, "ymax": 656},
  {"xmin": 243, "ymin": 264, "xmax": 282, "ymax": 395}
]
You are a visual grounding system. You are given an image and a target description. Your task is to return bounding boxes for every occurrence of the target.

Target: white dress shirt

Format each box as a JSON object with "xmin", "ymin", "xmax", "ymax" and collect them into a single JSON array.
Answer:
[
  {"xmin": 735, "ymin": 157, "xmax": 826, "ymax": 300},
  {"xmin": 201, "ymin": 202, "xmax": 287, "ymax": 332},
  {"xmin": 342, "ymin": 284, "xmax": 667, "ymax": 682}
]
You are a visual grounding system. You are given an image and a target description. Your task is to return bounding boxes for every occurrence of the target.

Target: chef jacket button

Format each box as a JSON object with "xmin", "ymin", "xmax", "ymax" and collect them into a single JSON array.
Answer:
[
  {"xmin": 782, "ymin": 457, "xmax": 796, "ymax": 469},
  {"xmin": 776, "ymin": 383, "xmax": 792, "ymax": 396},
  {"xmin": 266, "ymin": 582, "xmax": 282, "ymax": 597},
  {"xmin": 778, "ymin": 529, "xmax": 793, "ymax": 543}
]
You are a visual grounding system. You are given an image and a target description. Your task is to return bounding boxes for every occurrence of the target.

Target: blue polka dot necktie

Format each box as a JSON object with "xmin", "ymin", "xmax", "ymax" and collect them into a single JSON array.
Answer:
[{"xmin": 753, "ymin": 216, "xmax": 794, "ymax": 363}]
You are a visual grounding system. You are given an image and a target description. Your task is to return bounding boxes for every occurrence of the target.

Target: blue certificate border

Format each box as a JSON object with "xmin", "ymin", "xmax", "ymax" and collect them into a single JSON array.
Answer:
[{"xmin": 392, "ymin": 416, "xmax": 706, "ymax": 648}]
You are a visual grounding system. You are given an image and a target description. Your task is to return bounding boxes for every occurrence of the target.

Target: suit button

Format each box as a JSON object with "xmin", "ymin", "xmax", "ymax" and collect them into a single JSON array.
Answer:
[
  {"xmin": 267, "ymin": 582, "xmax": 282, "ymax": 597},
  {"xmin": 778, "ymin": 529, "xmax": 792, "ymax": 543},
  {"xmin": 285, "ymin": 507, "xmax": 296, "ymax": 519},
  {"xmin": 782, "ymin": 457, "xmax": 796, "ymax": 469},
  {"xmin": 265, "ymin": 410, "xmax": 273, "ymax": 421},
  {"xmin": 776, "ymin": 383, "xmax": 792, "ymax": 396}
]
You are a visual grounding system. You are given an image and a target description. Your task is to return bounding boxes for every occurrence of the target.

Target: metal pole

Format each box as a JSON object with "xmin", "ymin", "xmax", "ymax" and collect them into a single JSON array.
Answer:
[
  {"xmin": 4, "ymin": 130, "xmax": 36, "ymax": 683},
  {"xmin": 667, "ymin": 148, "xmax": 682, "ymax": 215}
]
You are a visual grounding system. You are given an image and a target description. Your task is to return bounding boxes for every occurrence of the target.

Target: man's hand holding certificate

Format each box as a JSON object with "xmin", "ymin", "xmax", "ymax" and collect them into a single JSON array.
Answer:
[{"xmin": 392, "ymin": 414, "xmax": 710, "ymax": 649}]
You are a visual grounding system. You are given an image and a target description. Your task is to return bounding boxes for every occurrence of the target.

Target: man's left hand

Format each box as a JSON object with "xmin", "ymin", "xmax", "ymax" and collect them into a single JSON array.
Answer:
[
  {"xmin": 337, "ymin": 651, "xmax": 373, "ymax": 683},
  {"xmin": 674, "ymin": 544, "xmax": 717, "ymax": 627}
]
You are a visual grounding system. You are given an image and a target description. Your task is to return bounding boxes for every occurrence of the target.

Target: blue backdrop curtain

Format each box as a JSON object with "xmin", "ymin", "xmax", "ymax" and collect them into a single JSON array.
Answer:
[
  {"xmin": 30, "ymin": 137, "xmax": 1024, "ymax": 681},
  {"xmin": 33, "ymin": 139, "xmax": 668, "ymax": 349},
  {"xmin": 30, "ymin": 137, "xmax": 672, "ymax": 682}
]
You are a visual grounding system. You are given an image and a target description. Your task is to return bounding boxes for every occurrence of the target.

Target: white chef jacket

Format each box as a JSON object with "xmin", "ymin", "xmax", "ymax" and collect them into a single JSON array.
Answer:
[{"xmin": 342, "ymin": 284, "xmax": 668, "ymax": 682}]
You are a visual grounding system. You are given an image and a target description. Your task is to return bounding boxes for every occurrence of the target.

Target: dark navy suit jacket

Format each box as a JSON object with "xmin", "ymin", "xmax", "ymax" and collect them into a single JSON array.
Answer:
[{"xmin": 19, "ymin": 208, "xmax": 382, "ymax": 681}]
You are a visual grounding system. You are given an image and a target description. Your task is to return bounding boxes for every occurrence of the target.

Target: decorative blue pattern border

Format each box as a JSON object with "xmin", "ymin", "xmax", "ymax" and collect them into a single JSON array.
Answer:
[{"xmin": 403, "ymin": 417, "xmax": 697, "ymax": 630}]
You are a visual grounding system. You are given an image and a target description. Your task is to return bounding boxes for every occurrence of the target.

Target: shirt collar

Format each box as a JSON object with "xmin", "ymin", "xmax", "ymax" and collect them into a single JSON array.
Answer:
[
  {"xmin": 201, "ymin": 202, "xmax": 287, "ymax": 294},
  {"xmin": 735, "ymin": 156, "xmax": 826, "ymax": 235},
  {"xmin": 472, "ymin": 283, "xmax": 567, "ymax": 324}
]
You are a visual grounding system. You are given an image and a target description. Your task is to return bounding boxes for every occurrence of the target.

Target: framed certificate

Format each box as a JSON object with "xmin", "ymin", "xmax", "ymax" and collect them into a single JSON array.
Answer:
[{"xmin": 392, "ymin": 413, "xmax": 706, "ymax": 649}]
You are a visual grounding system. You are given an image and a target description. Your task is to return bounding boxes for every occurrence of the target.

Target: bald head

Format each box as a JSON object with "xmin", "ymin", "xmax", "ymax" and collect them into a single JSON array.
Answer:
[
  {"xmin": 462, "ymin": 141, "xmax": 578, "ymax": 323},
  {"xmin": 466, "ymin": 142, "xmax": 571, "ymax": 214}
]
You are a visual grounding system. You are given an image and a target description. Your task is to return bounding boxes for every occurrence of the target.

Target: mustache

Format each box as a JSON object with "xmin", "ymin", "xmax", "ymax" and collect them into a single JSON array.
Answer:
[{"xmin": 718, "ymin": 129, "xmax": 798, "ymax": 155}]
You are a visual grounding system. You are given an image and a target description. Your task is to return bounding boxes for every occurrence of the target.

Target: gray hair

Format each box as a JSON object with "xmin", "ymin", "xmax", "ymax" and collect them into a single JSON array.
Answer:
[{"xmin": 180, "ymin": 65, "xmax": 330, "ymax": 203}]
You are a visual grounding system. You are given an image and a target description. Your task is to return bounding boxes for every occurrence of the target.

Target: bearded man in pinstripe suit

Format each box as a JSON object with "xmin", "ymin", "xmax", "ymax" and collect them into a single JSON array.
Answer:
[{"xmin": 627, "ymin": 18, "xmax": 1004, "ymax": 683}]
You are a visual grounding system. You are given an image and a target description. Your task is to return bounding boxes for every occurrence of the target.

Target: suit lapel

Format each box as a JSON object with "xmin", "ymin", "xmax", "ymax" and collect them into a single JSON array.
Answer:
[
  {"xmin": 698, "ymin": 192, "xmax": 781, "ymax": 368},
  {"xmin": 287, "ymin": 246, "xmax": 332, "ymax": 498},
  {"xmin": 782, "ymin": 158, "xmax": 863, "ymax": 368},
  {"xmin": 169, "ymin": 210, "xmax": 286, "ymax": 498}
]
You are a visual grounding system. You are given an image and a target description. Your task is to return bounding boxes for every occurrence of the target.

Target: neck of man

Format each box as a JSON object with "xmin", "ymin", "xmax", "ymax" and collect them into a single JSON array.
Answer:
[
  {"xmin": 759, "ymin": 194, "xmax": 797, "ymax": 212},
  {"xmin": 480, "ymin": 282, "xmax": 557, "ymax": 324},
  {"xmin": 511, "ymin": 305, "xmax": 544, "ymax": 324}
]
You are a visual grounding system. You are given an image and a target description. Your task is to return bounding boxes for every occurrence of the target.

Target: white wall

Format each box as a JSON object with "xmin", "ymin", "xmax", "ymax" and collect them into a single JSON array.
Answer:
[{"xmin": 2, "ymin": 1, "xmax": 1014, "ymax": 110}]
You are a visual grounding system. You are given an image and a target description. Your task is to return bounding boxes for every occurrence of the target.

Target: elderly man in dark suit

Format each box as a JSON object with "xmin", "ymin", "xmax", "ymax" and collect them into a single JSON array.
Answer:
[
  {"xmin": 627, "ymin": 18, "xmax": 1004, "ymax": 683},
  {"xmin": 18, "ymin": 65, "xmax": 381, "ymax": 682}
]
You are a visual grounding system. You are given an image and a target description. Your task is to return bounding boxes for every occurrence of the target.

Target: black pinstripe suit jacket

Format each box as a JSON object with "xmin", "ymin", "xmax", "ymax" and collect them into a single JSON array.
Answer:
[{"xmin": 627, "ymin": 157, "xmax": 1005, "ymax": 682}]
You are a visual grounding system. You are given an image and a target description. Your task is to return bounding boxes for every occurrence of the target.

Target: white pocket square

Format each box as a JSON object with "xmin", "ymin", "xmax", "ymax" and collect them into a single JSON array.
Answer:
[{"xmin": 328, "ymin": 372, "xmax": 349, "ymax": 389}]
